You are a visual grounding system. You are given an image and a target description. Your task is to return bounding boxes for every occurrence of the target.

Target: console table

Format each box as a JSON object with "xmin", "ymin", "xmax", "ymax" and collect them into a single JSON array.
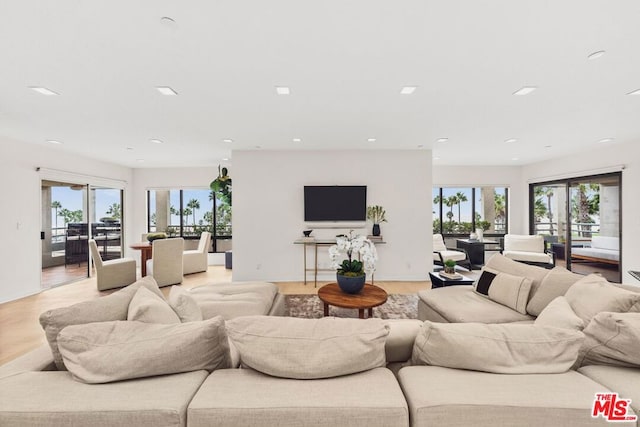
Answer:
[{"xmin": 294, "ymin": 239, "xmax": 385, "ymax": 287}]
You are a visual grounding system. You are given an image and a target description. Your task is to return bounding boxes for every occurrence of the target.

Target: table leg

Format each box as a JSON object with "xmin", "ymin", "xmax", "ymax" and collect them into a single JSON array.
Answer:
[
  {"xmin": 314, "ymin": 244, "xmax": 318, "ymax": 288},
  {"xmin": 358, "ymin": 309, "xmax": 364, "ymax": 319},
  {"xmin": 303, "ymin": 243, "xmax": 307, "ymax": 286},
  {"xmin": 368, "ymin": 308, "xmax": 373, "ymax": 318},
  {"xmin": 141, "ymin": 252, "xmax": 147, "ymax": 277},
  {"xmin": 323, "ymin": 303, "xmax": 329, "ymax": 317}
]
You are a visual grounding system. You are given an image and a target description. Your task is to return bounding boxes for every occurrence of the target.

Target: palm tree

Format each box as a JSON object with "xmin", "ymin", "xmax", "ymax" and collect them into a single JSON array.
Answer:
[
  {"xmin": 534, "ymin": 186, "xmax": 555, "ymax": 235},
  {"xmin": 187, "ymin": 199, "xmax": 200, "ymax": 225},
  {"xmin": 455, "ymin": 191, "xmax": 468, "ymax": 223},
  {"xmin": 51, "ymin": 201, "xmax": 62, "ymax": 230},
  {"xmin": 444, "ymin": 196, "xmax": 457, "ymax": 224},
  {"xmin": 105, "ymin": 203, "xmax": 121, "ymax": 220}
]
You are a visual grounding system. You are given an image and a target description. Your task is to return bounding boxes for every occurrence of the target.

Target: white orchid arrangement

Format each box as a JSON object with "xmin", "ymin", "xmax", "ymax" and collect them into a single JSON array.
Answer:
[{"xmin": 328, "ymin": 230, "xmax": 378, "ymax": 277}]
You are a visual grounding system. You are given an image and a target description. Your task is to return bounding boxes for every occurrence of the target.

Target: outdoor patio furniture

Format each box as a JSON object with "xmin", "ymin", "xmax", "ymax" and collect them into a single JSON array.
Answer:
[
  {"xmin": 501, "ymin": 234, "xmax": 555, "ymax": 268},
  {"xmin": 433, "ymin": 234, "xmax": 472, "ymax": 271}
]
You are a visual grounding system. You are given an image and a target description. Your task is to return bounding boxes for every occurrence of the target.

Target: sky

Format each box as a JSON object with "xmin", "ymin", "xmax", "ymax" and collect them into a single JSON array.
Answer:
[{"xmin": 50, "ymin": 187, "xmax": 121, "ymax": 227}]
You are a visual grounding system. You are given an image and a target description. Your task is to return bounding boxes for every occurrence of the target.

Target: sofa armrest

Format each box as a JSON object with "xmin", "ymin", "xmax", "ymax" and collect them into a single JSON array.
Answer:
[
  {"xmin": 0, "ymin": 344, "xmax": 56, "ymax": 378},
  {"xmin": 384, "ymin": 319, "xmax": 423, "ymax": 363}
]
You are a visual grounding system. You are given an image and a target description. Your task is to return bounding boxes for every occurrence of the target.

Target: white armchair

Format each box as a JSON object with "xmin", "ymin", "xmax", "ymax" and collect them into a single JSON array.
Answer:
[
  {"xmin": 183, "ymin": 231, "xmax": 211, "ymax": 275},
  {"xmin": 147, "ymin": 238, "xmax": 184, "ymax": 287},
  {"xmin": 433, "ymin": 234, "xmax": 472, "ymax": 271},
  {"xmin": 89, "ymin": 239, "xmax": 137, "ymax": 291},
  {"xmin": 502, "ymin": 234, "xmax": 554, "ymax": 268}
]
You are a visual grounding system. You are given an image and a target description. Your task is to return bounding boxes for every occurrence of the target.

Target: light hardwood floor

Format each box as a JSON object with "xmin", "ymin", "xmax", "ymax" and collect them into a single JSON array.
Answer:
[{"xmin": 0, "ymin": 266, "xmax": 431, "ymax": 365}]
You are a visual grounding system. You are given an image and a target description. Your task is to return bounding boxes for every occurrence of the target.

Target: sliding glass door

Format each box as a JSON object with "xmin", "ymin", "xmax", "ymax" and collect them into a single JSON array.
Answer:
[{"xmin": 530, "ymin": 172, "xmax": 621, "ymax": 283}]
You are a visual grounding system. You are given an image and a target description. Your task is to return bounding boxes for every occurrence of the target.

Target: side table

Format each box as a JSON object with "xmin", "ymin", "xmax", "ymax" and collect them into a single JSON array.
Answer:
[{"xmin": 429, "ymin": 272, "xmax": 475, "ymax": 289}]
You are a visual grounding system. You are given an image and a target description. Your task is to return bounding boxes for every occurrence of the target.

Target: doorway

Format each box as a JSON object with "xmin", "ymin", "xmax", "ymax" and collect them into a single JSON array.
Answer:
[
  {"xmin": 530, "ymin": 172, "xmax": 622, "ymax": 283},
  {"xmin": 41, "ymin": 181, "xmax": 90, "ymax": 288}
]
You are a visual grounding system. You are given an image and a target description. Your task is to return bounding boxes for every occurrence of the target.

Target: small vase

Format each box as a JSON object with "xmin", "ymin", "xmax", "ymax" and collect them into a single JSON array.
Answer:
[
  {"xmin": 372, "ymin": 224, "xmax": 381, "ymax": 236},
  {"xmin": 336, "ymin": 274, "xmax": 366, "ymax": 294}
]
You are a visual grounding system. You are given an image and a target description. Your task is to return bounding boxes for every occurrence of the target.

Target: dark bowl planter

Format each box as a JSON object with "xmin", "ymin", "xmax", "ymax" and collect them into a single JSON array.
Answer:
[{"xmin": 336, "ymin": 273, "xmax": 366, "ymax": 294}]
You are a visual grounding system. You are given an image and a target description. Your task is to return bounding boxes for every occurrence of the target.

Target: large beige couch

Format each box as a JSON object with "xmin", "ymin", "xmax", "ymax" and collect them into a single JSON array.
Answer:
[{"xmin": 1, "ymin": 270, "xmax": 639, "ymax": 427}]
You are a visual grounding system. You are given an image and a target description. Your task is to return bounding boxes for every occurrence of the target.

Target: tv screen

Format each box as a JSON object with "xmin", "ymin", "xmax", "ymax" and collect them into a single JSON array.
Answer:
[{"xmin": 304, "ymin": 186, "xmax": 367, "ymax": 221}]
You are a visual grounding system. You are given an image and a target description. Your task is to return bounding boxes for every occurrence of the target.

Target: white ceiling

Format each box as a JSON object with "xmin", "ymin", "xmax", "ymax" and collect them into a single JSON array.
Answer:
[{"xmin": 1, "ymin": 0, "xmax": 639, "ymax": 168}]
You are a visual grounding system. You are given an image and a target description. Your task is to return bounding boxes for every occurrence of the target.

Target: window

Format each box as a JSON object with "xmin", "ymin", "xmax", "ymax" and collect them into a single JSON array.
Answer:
[
  {"xmin": 530, "ymin": 172, "xmax": 621, "ymax": 283},
  {"xmin": 147, "ymin": 188, "xmax": 232, "ymax": 252},
  {"xmin": 432, "ymin": 187, "xmax": 509, "ymax": 236}
]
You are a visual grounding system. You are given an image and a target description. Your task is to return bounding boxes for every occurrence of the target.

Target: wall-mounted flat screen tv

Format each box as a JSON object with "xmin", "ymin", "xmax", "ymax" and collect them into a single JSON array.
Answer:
[{"xmin": 304, "ymin": 185, "xmax": 367, "ymax": 221}]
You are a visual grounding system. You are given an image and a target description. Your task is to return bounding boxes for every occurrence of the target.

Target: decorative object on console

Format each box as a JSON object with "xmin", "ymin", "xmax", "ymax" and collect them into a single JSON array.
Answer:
[
  {"xmin": 209, "ymin": 165, "xmax": 232, "ymax": 205},
  {"xmin": 328, "ymin": 231, "xmax": 377, "ymax": 294},
  {"xmin": 303, "ymin": 229, "xmax": 313, "ymax": 237},
  {"xmin": 366, "ymin": 205, "xmax": 387, "ymax": 237}
]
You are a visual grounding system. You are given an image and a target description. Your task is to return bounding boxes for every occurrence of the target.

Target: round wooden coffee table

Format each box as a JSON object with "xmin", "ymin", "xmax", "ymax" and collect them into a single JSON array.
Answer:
[{"xmin": 317, "ymin": 283, "xmax": 388, "ymax": 319}]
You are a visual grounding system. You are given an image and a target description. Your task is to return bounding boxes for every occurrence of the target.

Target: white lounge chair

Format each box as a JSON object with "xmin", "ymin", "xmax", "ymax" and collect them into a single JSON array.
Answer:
[
  {"xmin": 501, "ymin": 234, "xmax": 555, "ymax": 268},
  {"xmin": 183, "ymin": 232, "xmax": 211, "ymax": 275},
  {"xmin": 433, "ymin": 234, "xmax": 472, "ymax": 271}
]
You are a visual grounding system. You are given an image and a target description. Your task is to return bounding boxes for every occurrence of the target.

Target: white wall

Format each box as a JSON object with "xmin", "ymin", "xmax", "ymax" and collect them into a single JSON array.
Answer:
[
  {"xmin": 0, "ymin": 137, "xmax": 132, "ymax": 303},
  {"xmin": 521, "ymin": 140, "xmax": 639, "ymax": 284},
  {"xmin": 232, "ymin": 150, "xmax": 433, "ymax": 282},
  {"xmin": 433, "ymin": 165, "xmax": 525, "ymax": 233}
]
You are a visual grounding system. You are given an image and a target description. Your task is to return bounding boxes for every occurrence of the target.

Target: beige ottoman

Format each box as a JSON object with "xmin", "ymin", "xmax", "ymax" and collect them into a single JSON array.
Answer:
[{"xmin": 189, "ymin": 281, "xmax": 285, "ymax": 320}]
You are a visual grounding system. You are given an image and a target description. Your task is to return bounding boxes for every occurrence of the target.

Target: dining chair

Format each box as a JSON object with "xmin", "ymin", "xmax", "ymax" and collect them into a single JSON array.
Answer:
[
  {"xmin": 146, "ymin": 237, "xmax": 184, "ymax": 287},
  {"xmin": 183, "ymin": 232, "xmax": 211, "ymax": 275},
  {"xmin": 89, "ymin": 239, "xmax": 137, "ymax": 291}
]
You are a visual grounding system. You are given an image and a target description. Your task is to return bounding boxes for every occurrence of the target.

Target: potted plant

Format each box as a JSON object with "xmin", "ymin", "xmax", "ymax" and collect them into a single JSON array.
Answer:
[
  {"xmin": 366, "ymin": 205, "xmax": 387, "ymax": 236},
  {"xmin": 443, "ymin": 259, "xmax": 456, "ymax": 274},
  {"xmin": 328, "ymin": 231, "xmax": 378, "ymax": 294}
]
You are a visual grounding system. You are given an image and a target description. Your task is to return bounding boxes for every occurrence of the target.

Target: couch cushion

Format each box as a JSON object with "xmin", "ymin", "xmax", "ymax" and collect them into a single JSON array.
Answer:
[
  {"xmin": 187, "ymin": 368, "xmax": 409, "ymax": 427},
  {"xmin": 527, "ymin": 267, "xmax": 584, "ymax": 316},
  {"xmin": 578, "ymin": 365, "xmax": 640, "ymax": 413},
  {"xmin": 535, "ymin": 296, "xmax": 585, "ymax": 331},
  {"xmin": 384, "ymin": 319, "xmax": 423, "ymax": 363},
  {"xmin": 591, "ymin": 236, "xmax": 619, "ymax": 251},
  {"xmin": 168, "ymin": 285, "xmax": 203, "ymax": 322},
  {"xmin": 58, "ymin": 317, "xmax": 230, "ymax": 383},
  {"xmin": 0, "ymin": 370, "xmax": 208, "ymax": 427},
  {"xmin": 39, "ymin": 276, "xmax": 163, "ymax": 370},
  {"xmin": 485, "ymin": 253, "xmax": 550, "ymax": 307},
  {"xmin": 487, "ymin": 272, "xmax": 532, "ymax": 315},
  {"xmin": 565, "ymin": 274, "xmax": 640, "ymax": 324},
  {"xmin": 418, "ymin": 287, "xmax": 534, "ymax": 323},
  {"xmin": 411, "ymin": 321, "xmax": 584, "ymax": 374},
  {"xmin": 189, "ymin": 281, "xmax": 278, "ymax": 319},
  {"xmin": 575, "ymin": 312, "xmax": 640, "ymax": 369},
  {"xmin": 127, "ymin": 286, "xmax": 181, "ymax": 324},
  {"xmin": 398, "ymin": 365, "xmax": 624, "ymax": 427},
  {"xmin": 226, "ymin": 316, "xmax": 388, "ymax": 379}
]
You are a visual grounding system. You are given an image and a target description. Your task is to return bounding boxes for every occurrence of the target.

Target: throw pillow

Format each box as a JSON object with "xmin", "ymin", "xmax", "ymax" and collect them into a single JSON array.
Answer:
[
  {"xmin": 564, "ymin": 274, "xmax": 640, "ymax": 324},
  {"xmin": 474, "ymin": 269, "xmax": 497, "ymax": 296},
  {"xmin": 535, "ymin": 296, "xmax": 585, "ymax": 331},
  {"xmin": 226, "ymin": 316, "xmax": 389, "ymax": 379},
  {"xmin": 168, "ymin": 286, "xmax": 203, "ymax": 322},
  {"xmin": 58, "ymin": 317, "xmax": 230, "ymax": 383},
  {"xmin": 487, "ymin": 272, "xmax": 532, "ymax": 315},
  {"xmin": 526, "ymin": 267, "xmax": 584, "ymax": 316},
  {"xmin": 575, "ymin": 312, "xmax": 640, "ymax": 369},
  {"xmin": 127, "ymin": 287, "xmax": 181, "ymax": 324},
  {"xmin": 484, "ymin": 253, "xmax": 550, "ymax": 305},
  {"xmin": 411, "ymin": 321, "xmax": 584, "ymax": 374},
  {"xmin": 39, "ymin": 276, "xmax": 163, "ymax": 370}
]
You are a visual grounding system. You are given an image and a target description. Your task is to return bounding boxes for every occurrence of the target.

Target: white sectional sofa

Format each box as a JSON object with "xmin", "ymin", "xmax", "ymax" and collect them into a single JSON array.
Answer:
[{"xmin": 1, "ymin": 269, "xmax": 639, "ymax": 426}]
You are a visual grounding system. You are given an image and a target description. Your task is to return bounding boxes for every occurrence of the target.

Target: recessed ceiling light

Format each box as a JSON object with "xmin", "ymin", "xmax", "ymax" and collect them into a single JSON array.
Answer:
[
  {"xmin": 160, "ymin": 16, "xmax": 176, "ymax": 26},
  {"xmin": 433, "ymin": 156, "xmax": 440, "ymax": 160},
  {"xmin": 544, "ymin": 145, "xmax": 552, "ymax": 148},
  {"xmin": 511, "ymin": 157, "xmax": 519, "ymax": 161},
  {"xmin": 513, "ymin": 86, "xmax": 538, "ymax": 96},
  {"xmin": 400, "ymin": 86, "xmax": 417, "ymax": 95},
  {"xmin": 126, "ymin": 147, "xmax": 134, "ymax": 151},
  {"xmin": 30, "ymin": 87, "xmax": 59, "ymax": 96},
  {"xmin": 136, "ymin": 159, "xmax": 145, "ymax": 162},
  {"xmin": 255, "ymin": 145, "xmax": 262, "ymax": 149},
  {"xmin": 627, "ymin": 89, "xmax": 640, "ymax": 96},
  {"xmin": 150, "ymin": 139, "xmax": 163, "ymax": 144},
  {"xmin": 598, "ymin": 138, "xmax": 615, "ymax": 143},
  {"xmin": 46, "ymin": 140, "xmax": 63, "ymax": 144},
  {"xmin": 588, "ymin": 50, "xmax": 606, "ymax": 60},
  {"xmin": 222, "ymin": 139, "xmax": 233, "ymax": 143},
  {"xmin": 156, "ymin": 86, "xmax": 178, "ymax": 96},
  {"xmin": 275, "ymin": 86, "xmax": 290, "ymax": 95},
  {"xmin": 504, "ymin": 138, "xmax": 517, "ymax": 143},
  {"xmin": 292, "ymin": 138, "xmax": 302, "ymax": 142},
  {"xmin": 436, "ymin": 138, "xmax": 449, "ymax": 143},
  {"xmin": 367, "ymin": 138, "xmax": 376, "ymax": 142},
  {"xmin": 222, "ymin": 158, "xmax": 229, "ymax": 161}
]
